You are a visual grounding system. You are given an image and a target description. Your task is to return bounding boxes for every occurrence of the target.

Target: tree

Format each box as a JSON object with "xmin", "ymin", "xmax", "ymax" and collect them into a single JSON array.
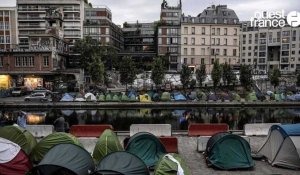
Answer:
[
  {"xmin": 74, "ymin": 36, "xmax": 104, "ymax": 85},
  {"xmin": 151, "ymin": 57, "xmax": 165, "ymax": 87},
  {"xmin": 195, "ymin": 64, "xmax": 207, "ymax": 87},
  {"xmin": 222, "ymin": 62, "xmax": 236, "ymax": 86},
  {"xmin": 99, "ymin": 46, "xmax": 119, "ymax": 70},
  {"xmin": 211, "ymin": 60, "xmax": 222, "ymax": 88},
  {"xmin": 180, "ymin": 64, "xmax": 192, "ymax": 89},
  {"xmin": 240, "ymin": 64, "xmax": 253, "ymax": 90},
  {"xmin": 297, "ymin": 73, "xmax": 300, "ymax": 87},
  {"xmin": 119, "ymin": 56, "xmax": 137, "ymax": 90},
  {"xmin": 270, "ymin": 68, "xmax": 281, "ymax": 89}
]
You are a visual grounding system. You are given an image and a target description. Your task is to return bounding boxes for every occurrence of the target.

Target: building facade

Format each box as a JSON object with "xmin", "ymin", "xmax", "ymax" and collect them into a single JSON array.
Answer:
[
  {"xmin": 0, "ymin": 7, "xmax": 18, "ymax": 50},
  {"xmin": 241, "ymin": 21, "xmax": 300, "ymax": 74},
  {"xmin": 16, "ymin": 0, "xmax": 89, "ymax": 49},
  {"xmin": 157, "ymin": 0, "xmax": 182, "ymax": 71},
  {"xmin": 181, "ymin": 5, "xmax": 240, "ymax": 73},
  {"xmin": 83, "ymin": 6, "xmax": 123, "ymax": 51},
  {"xmin": 121, "ymin": 22, "xmax": 156, "ymax": 70}
]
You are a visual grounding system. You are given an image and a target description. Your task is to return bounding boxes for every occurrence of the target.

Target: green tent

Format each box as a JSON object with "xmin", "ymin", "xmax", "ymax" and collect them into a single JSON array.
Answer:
[
  {"xmin": 154, "ymin": 153, "xmax": 191, "ymax": 175},
  {"xmin": 97, "ymin": 94, "xmax": 105, "ymax": 102},
  {"xmin": 30, "ymin": 132, "xmax": 82, "ymax": 163},
  {"xmin": 0, "ymin": 125, "xmax": 37, "ymax": 155},
  {"xmin": 92, "ymin": 151, "xmax": 149, "ymax": 175},
  {"xmin": 205, "ymin": 132, "xmax": 254, "ymax": 170},
  {"xmin": 246, "ymin": 92, "xmax": 257, "ymax": 102},
  {"xmin": 125, "ymin": 132, "xmax": 167, "ymax": 168},
  {"xmin": 161, "ymin": 92, "xmax": 171, "ymax": 102},
  {"xmin": 112, "ymin": 94, "xmax": 120, "ymax": 102},
  {"xmin": 92, "ymin": 129, "xmax": 123, "ymax": 163},
  {"xmin": 232, "ymin": 92, "xmax": 241, "ymax": 101},
  {"xmin": 121, "ymin": 94, "xmax": 129, "ymax": 102},
  {"xmin": 105, "ymin": 93, "xmax": 112, "ymax": 101},
  {"xmin": 30, "ymin": 144, "xmax": 95, "ymax": 175}
]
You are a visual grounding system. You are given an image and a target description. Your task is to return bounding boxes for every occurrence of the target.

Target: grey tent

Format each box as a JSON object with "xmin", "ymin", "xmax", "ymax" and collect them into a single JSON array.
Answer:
[
  {"xmin": 92, "ymin": 151, "xmax": 149, "ymax": 175},
  {"xmin": 30, "ymin": 143, "xmax": 95, "ymax": 175},
  {"xmin": 257, "ymin": 124, "xmax": 300, "ymax": 169}
]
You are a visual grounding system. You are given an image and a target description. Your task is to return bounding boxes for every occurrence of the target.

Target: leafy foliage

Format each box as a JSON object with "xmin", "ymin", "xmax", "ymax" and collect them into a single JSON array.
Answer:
[
  {"xmin": 151, "ymin": 57, "xmax": 165, "ymax": 86},
  {"xmin": 211, "ymin": 61, "xmax": 222, "ymax": 88},
  {"xmin": 119, "ymin": 56, "xmax": 137, "ymax": 88},
  {"xmin": 297, "ymin": 73, "xmax": 300, "ymax": 87},
  {"xmin": 240, "ymin": 65, "xmax": 253, "ymax": 90},
  {"xmin": 180, "ymin": 64, "xmax": 192, "ymax": 89},
  {"xmin": 270, "ymin": 68, "xmax": 281, "ymax": 89},
  {"xmin": 222, "ymin": 62, "xmax": 236, "ymax": 86},
  {"xmin": 196, "ymin": 64, "xmax": 207, "ymax": 87}
]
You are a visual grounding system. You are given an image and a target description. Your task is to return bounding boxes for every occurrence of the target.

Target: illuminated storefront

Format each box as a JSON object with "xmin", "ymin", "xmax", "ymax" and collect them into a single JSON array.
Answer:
[
  {"xmin": 0, "ymin": 75, "xmax": 12, "ymax": 89},
  {"xmin": 27, "ymin": 113, "xmax": 46, "ymax": 124},
  {"xmin": 24, "ymin": 76, "xmax": 43, "ymax": 90}
]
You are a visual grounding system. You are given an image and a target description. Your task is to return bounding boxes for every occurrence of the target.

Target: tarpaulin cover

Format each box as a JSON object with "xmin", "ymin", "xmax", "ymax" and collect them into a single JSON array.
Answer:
[
  {"xmin": 93, "ymin": 151, "xmax": 149, "ymax": 175},
  {"xmin": 30, "ymin": 144, "xmax": 94, "ymax": 175},
  {"xmin": 154, "ymin": 153, "xmax": 191, "ymax": 175},
  {"xmin": 30, "ymin": 132, "xmax": 82, "ymax": 163},
  {"xmin": 60, "ymin": 93, "xmax": 74, "ymax": 102},
  {"xmin": 0, "ymin": 125, "xmax": 37, "ymax": 155},
  {"xmin": 161, "ymin": 92, "xmax": 171, "ymax": 102},
  {"xmin": 173, "ymin": 92, "xmax": 186, "ymax": 101},
  {"xmin": 92, "ymin": 129, "xmax": 123, "ymax": 163}
]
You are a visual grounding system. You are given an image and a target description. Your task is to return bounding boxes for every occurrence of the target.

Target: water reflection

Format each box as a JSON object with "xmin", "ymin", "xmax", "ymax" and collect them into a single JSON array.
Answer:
[{"xmin": 1, "ymin": 108, "xmax": 300, "ymax": 131}]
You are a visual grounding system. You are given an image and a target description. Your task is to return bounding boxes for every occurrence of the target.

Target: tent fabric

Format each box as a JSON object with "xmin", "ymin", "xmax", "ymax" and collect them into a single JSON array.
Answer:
[
  {"xmin": 97, "ymin": 94, "xmax": 105, "ymax": 102},
  {"xmin": 206, "ymin": 132, "xmax": 254, "ymax": 170},
  {"xmin": 152, "ymin": 93, "xmax": 160, "ymax": 102},
  {"xmin": 30, "ymin": 144, "xmax": 95, "ymax": 175},
  {"xmin": 30, "ymin": 132, "xmax": 82, "ymax": 163},
  {"xmin": 154, "ymin": 153, "xmax": 191, "ymax": 175},
  {"xmin": 207, "ymin": 93, "xmax": 218, "ymax": 101},
  {"xmin": 105, "ymin": 94, "xmax": 112, "ymax": 101},
  {"xmin": 112, "ymin": 94, "xmax": 120, "ymax": 102},
  {"xmin": 125, "ymin": 132, "xmax": 167, "ymax": 168},
  {"xmin": 0, "ymin": 137, "xmax": 21, "ymax": 163},
  {"xmin": 93, "ymin": 151, "xmax": 149, "ymax": 175},
  {"xmin": 0, "ymin": 125, "xmax": 37, "ymax": 155},
  {"xmin": 246, "ymin": 92, "xmax": 257, "ymax": 101},
  {"xmin": 121, "ymin": 94, "xmax": 129, "ymax": 102},
  {"xmin": 85, "ymin": 93, "xmax": 96, "ymax": 101},
  {"xmin": 140, "ymin": 94, "xmax": 152, "ymax": 102},
  {"xmin": 287, "ymin": 94, "xmax": 300, "ymax": 101},
  {"xmin": 60, "ymin": 93, "xmax": 74, "ymax": 102},
  {"xmin": 61, "ymin": 110, "xmax": 74, "ymax": 116},
  {"xmin": 188, "ymin": 91, "xmax": 197, "ymax": 100},
  {"xmin": 173, "ymin": 93, "xmax": 187, "ymax": 101},
  {"xmin": 161, "ymin": 92, "xmax": 171, "ymax": 102},
  {"xmin": 258, "ymin": 124, "xmax": 300, "ymax": 169},
  {"xmin": 92, "ymin": 129, "xmax": 124, "ymax": 163}
]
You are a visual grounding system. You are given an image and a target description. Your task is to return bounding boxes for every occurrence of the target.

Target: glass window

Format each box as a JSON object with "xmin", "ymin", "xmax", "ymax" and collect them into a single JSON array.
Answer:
[
  {"xmin": 191, "ymin": 48, "xmax": 195, "ymax": 55},
  {"xmin": 224, "ymin": 28, "xmax": 227, "ymax": 35},
  {"xmin": 201, "ymin": 38, "xmax": 205, "ymax": 45},
  {"xmin": 191, "ymin": 27, "xmax": 195, "ymax": 34},
  {"xmin": 191, "ymin": 38, "xmax": 195, "ymax": 45},
  {"xmin": 202, "ymin": 27, "xmax": 205, "ymax": 35},
  {"xmin": 184, "ymin": 37, "xmax": 188, "ymax": 45},
  {"xmin": 184, "ymin": 48, "xmax": 187, "ymax": 55},
  {"xmin": 184, "ymin": 27, "xmax": 188, "ymax": 34},
  {"xmin": 43, "ymin": 56, "xmax": 49, "ymax": 67}
]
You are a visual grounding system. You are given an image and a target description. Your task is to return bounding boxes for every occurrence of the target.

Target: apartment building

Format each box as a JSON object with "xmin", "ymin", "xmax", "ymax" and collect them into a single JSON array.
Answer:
[
  {"xmin": 16, "ymin": 0, "xmax": 89, "ymax": 49},
  {"xmin": 0, "ymin": 7, "xmax": 18, "ymax": 50},
  {"xmin": 241, "ymin": 21, "xmax": 300, "ymax": 74},
  {"xmin": 157, "ymin": 0, "xmax": 182, "ymax": 71},
  {"xmin": 121, "ymin": 22, "xmax": 156, "ymax": 70},
  {"xmin": 181, "ymin": 5, "xmax": 240, "ymax": 73},
  {"xmin": 83, "ymin": 7, "xmax": 123, "ymax": 52}
]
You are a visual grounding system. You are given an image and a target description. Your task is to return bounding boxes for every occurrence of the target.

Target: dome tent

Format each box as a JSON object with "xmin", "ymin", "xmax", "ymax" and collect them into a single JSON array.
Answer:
[
  {"xmin": 92, "ymin": 151, "xmax": 149, "ymax": 175},
  {"xmin": 154, "ymin": 153, "xmax": 191, "ymax": 175},
  {"xmin": 30, "ymin": 132, "xmax": 82, "ymax": 163},
  {"xmin": 257, "ymin": 124, "xmax": 300, "ymax": 169},
  {"xmin": 125, "ymin": 132, "xmax": 167, "ymax": 168},
  {"xmin": 0, "ymin": 137, "xmax": 32, "ymax": 175},
  {"xmin": 0, "ymin": 125, "xmax": 37, "ymax": 155},
  {"xmin": 205, "ymin": 132, "xmax": 254, "ymax": 170},
  {"xmin": 30, "ymin": 144, "xmax": 95, "ymax": 175},
  {"xmin": 92, "ymin": 129, "xmax": 124, "ymax": 163}
]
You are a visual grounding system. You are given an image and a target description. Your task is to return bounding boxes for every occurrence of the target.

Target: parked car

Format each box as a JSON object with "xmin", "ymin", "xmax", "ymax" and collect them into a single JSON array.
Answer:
[
  {"xmin": 12, "ymin": 86, "xmax": 28, "ymax": 96},
  {"xmin": 32, "ymin": 87, "xmax": 51, "ymax": 94},
  {"xmin": 24, "ymin": 92, "xmax": 49, "ymax": 102}
]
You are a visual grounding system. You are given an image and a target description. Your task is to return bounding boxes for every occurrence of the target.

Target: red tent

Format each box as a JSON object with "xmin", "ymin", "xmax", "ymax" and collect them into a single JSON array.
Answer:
[{"xmin": 0, "ymin": 137, "xmax": 32, "ymax": 175}]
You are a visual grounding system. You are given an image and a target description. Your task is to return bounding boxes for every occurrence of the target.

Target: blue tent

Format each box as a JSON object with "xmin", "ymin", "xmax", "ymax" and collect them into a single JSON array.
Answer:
[
  {"xmin": 258, "ymin": 124, "xmax": 300, "ymax": 169},
  {"xmin": 60, "ymin": 93, "xmax": 74, "ymax": 102},
  {"xmin": 173, "ymin": 92, "xmax": 187, "ymax": 101},
  {"xmin": 207, "ymin": 93, "xmax": 218, "ymax": 101},
  {"xmin": 287, "ymin": 94, "xmax": 300, "ymax": 101}
]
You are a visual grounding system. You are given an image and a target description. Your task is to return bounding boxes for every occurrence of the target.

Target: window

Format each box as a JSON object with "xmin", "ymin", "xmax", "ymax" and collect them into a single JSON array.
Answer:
[
  {"xmin": 224, "ymin": 38, "xmax": 227, "ymax": 45},
  {"xmin": 201, "ymin": 58, "xmax": 205, "ymax": 64},
  {"xmin": 216, "ymin": 28, "xmax": 220, "ymax": 35},
  {"xmin": 184, "ymin": 48, "xmax": 187, "ymax": 55},
  {"xmin": 248, "ymin": 52, "xmax": 251, "ymax": 56},
  {"xmin": 212, "ymin": 38, "xmax": 215, "ymax": 45},
  {"xmin": 234, "ymin": 28, "xmax": 237, "ymax": 35},
  {"xmin": 105, "ymin": 28, "xmax": 109, "ymax": 34},
  {"xmin": 224, "ymin": 19, "xmax": 227, "ymax": 24},
  {"xmin": 212, "ymin": 28, "xmax": 215, "ymax": 35},
  {"xmin": 201, "ymin": 38, "xmax": 205, "ymax": 45},
  {"xmin": 43, "ymin": 56, "xmax": 49, "ymax": 67},
  {"xmin": 166, "ymin": 38, "xmax": 170, "ymax": 45},
  {"xmin": 201, "ymin": 48, "xmax": 205, "ymax": 55},
  {"xmin": 158, "ymin": 38, "xmax": 162, "ymax": 44},
  {"xmin": 224, "ymin": 28, "xmax": 227, "ymax": 35},
  {"xmin": 184, "ymin": 58, "xmax": 187, "ymax": 64},
  {"xmin": 15, "ymin": 56, "xmax": 34, "ymax": 67},
  {"xmin": 171, "ymin": 38, "xmax": 178, "ymax": 44},
  {"xmin": 184, "ymin": 37, "xmax": 188, "ymax": 45},
  {"xmin": 282, "ymin": 31, "xmax": 290, "ymax": 36},
  {"xmin": 233, "ymin": 49, "xmax": 237, "ymax": 56},
  {"xmin": 0, "ymin": 57, "xmax": 3, "ymax": 67},
  {"xmin": 216, "ymin": 38, "xmax": 220, "ymax": 45},
  {"xmin": 248, "ymin": 46, "xmax": 252, "ymax": 50},
  {"xmin": 282, "ymin": 44, "xmax": 289, "ymax": 50},
  {"xmin": 233, "ymin": 39, "xmax": 237, "ymax": 45},
  {"xmin": 223, "ymin": 49, "xmax": 227, "ymax": 56},
  {"xmin": 191, "ymin": 48, "xmax": 195, "ymax": 55},
  {"xmin": 0, "ymin": 36, "xmax": 4, "ymax": 43},
  {"xmin": 191, "ymin": 38, "xmax": 195, "ymax": 45},
  {"xmin": 191, "ymin": 27, "xmax": 195, "ymax": 34},
  {"xmin": 216, "ymin": 49, "xmax": 220, "ymax": 55},
  {"xmin": 184, "ymin": 27, "xmax": 188, "ymax": 34},
  {"xmin": 158, "ymin": 29, "xmax": 162, "ymax": 35},
  {"xmin": 202, "ymin": 27, "xmax": 205, "ymax": 35},
  {"xmin": 5, "ymin": 36, "xmax": 10, "ymax": 43},
  {"xmin": 191, "ymin": 58, "xmax": 195, "ymax": 64}
]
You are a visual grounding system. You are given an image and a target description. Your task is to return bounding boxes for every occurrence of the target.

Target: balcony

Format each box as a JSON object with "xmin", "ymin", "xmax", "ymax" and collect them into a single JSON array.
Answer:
[
  {"xmin": 64, "ymin": 26, "xmax": 81, "ymax": 30},
  {"xmin": 17, "ymin": 0, "xmax": 81, "ymax": 5},
  {"xmin": 63, "ymin": 8, "xmax": 80, "ymax": 12},
  {"xmin": 18, "ymin": 17, "xmax": 44, "ymax": 21},
  {"xmin": 64, "ymin": 17, "xmax": 81, "ymax": 21},
  {"xmin": 64, "ymin": 34, "xmax": 81, "ymax": 38},
  {"xmin": 18, "ymin": 8, "xmax": 46, "ymax": 13}
]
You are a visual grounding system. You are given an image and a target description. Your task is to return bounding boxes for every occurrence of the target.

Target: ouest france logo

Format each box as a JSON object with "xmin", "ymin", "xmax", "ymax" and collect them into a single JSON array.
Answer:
[{"xmin": 250, "ymin": 10, "xmax": 300, "ymax": 28}]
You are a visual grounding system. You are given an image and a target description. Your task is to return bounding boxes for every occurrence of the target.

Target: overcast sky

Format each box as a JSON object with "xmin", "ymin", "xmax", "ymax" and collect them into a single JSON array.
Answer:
[{"xmin": 2, "ymin": 0, "xmax": 300, "ymax": 26}]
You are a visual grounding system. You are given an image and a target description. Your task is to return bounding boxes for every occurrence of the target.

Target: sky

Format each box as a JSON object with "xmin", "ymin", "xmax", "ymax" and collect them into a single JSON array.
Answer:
[{"xmin": 2, "ymin": 0, "xmax": 300, "ymax": 26}]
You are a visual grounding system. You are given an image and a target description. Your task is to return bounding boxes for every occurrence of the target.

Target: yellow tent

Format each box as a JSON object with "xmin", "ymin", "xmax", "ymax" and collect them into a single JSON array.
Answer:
[{"xmin": 139, "ymin": 94, "xmax": 152, "ymax": 102}]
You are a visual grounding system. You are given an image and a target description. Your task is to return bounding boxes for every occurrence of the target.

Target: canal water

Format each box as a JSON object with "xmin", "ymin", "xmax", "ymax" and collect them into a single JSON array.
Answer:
[{"xmin": 2, "ymin": 107, "xmax": 300, "ymax": 131}]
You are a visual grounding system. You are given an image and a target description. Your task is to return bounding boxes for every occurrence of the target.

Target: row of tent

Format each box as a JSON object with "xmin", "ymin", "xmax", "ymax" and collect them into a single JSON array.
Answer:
[
  {"xmin": 1, "ymin": 124, "xmax": 300, "ymax": 174},
  {"xmin": 0, "ymin": 126, "xmax": 190, "ymax": 175}
]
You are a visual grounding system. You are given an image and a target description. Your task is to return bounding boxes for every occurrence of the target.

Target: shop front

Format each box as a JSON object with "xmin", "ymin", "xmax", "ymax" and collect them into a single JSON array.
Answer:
[
  {"xmin": 24, "ymin": 76, "xmax": 44, "ymax": 91},
  {"xmin": 0, "ymin": 75, "xmax": 12, "ymax": 89}
]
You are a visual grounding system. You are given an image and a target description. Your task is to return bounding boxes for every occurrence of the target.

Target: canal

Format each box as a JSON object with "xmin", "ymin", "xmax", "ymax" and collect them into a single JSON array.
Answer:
[{"xmin": 2, "ymin": 107, "xmax": 300, "ymax": 131}]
